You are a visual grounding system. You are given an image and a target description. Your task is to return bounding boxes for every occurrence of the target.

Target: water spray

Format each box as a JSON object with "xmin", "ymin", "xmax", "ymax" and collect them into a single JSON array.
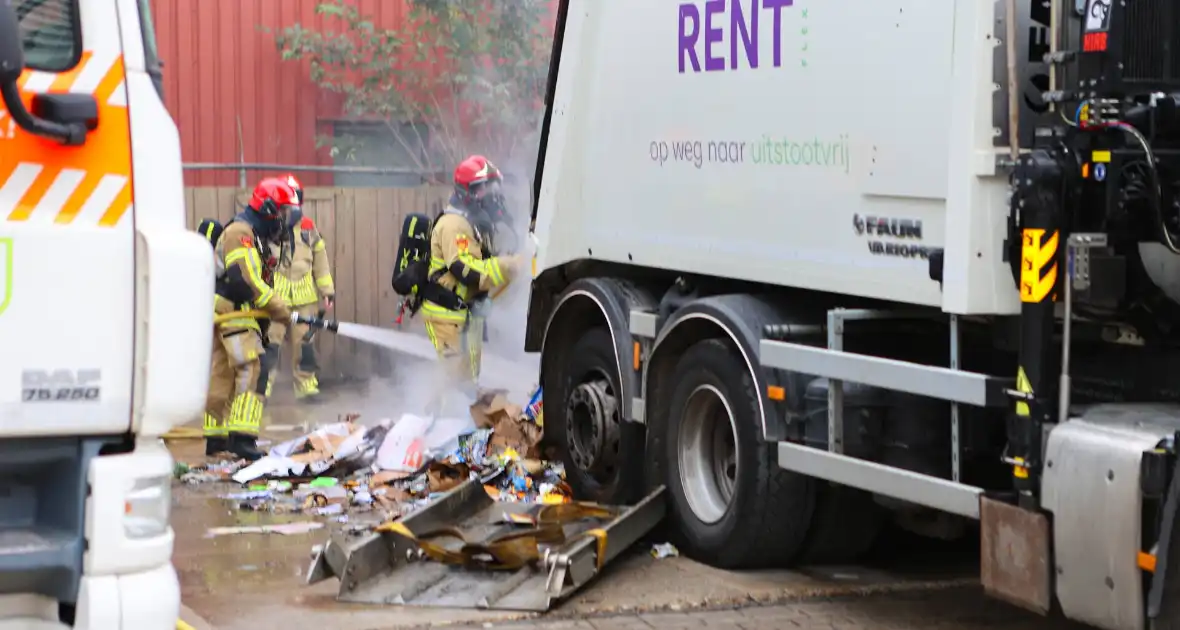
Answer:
[
  {"xmin": 291, "ymin": 311, "xmax": 437, "ymax": 362},
  {"xmin": 288, "ymin": 311, "xmax": 535, "ymax": 389}
]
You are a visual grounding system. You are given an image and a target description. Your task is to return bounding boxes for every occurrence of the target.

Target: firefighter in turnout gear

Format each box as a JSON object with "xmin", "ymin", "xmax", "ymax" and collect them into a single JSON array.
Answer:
[
  {"xmin": 204, "ymin": 178, "xmax": 296, "ymax": 460},
  {"xmin": 421, "ymin": 155, "xmax": 522, "ymax": 407},
  {"xmin": 197, "ymin": 217, "xmax": 224, "ymax": 247},
  {"xmin": 266, "ymin": 174, "xmax": 336, "ymax": 401}
]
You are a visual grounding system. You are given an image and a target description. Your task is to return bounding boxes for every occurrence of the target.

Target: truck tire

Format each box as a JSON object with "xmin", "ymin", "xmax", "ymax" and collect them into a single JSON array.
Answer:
[
  {"xmin": 546, "ymin": 327, "xmax": 644, "ymax": 504},
  {"xmin": 662, "ymin": 338, "xmax": 815, "ymax": 568},
  {"xmin": 797, "ymin": 483, "xmax": 885, "ymax": 564}
]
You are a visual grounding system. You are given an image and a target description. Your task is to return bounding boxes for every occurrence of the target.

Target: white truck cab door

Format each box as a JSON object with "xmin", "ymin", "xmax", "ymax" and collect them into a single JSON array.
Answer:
[{"xmin": 0, "ymin": 0, "xmax": 136, "ymax": 435}]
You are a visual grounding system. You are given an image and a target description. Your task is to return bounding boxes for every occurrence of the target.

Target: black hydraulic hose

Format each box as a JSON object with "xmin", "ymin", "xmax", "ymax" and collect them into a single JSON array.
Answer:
[
  {"xmin": 0, "ymin": 81, "xmax": 85, "ymax": 145},
  {"xmin": 1111, "ymin": 121, "xmax": 1180, "ymax": 254}
]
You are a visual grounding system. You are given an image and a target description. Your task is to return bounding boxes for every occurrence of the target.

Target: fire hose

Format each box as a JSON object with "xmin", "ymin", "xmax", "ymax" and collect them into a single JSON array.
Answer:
[
  {"xmin": 291, "ymin": 311, "xmax": 339, "ymax": 331},
  {"xmin": 211, "ymin": 309, "xmax": 336, "ymax": 330},
  {"xmin": 211, "ymin": 309, "xmax": 269, "ymax": 325},
  {"xmin": 301, "ymin": 308, "xmax": 328, "ymax": 343}
]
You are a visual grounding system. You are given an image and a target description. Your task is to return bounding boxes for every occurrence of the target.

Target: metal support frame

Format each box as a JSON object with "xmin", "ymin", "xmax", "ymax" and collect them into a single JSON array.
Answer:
[
  {"xmin": 950, "ymin": 314, "xmax": 962, "ymax": 481},
  {"xmin": 826, "ymin": 309, "xmax": 846, "ymax": 454},
  {"xmin": 823, "ymin": 309, "xmax": 931, "ymax": 454},
  {"xmin": 1058, "ymin": 233, "xmax": 1106, "ymax": 424},
  {"xmin": 763, "ymin": 308, "xmax": 993, "ymax": 516},
  {"xmin": 777, "ymin": 441, "xmax": 982, "ymax": 518},
  {"xmin": 762, "ymin": 312, "xmax": 1009, "ymax": 409}
]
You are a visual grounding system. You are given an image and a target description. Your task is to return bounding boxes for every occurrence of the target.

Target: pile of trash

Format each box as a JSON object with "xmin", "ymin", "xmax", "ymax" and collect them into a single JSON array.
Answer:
[{"xmin": 178, "ymin": 386, "xmax": 563, "ymax": 524}]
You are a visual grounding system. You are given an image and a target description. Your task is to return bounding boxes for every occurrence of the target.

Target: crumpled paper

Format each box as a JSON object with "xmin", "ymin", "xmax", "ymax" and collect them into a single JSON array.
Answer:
[{"xmin": 232, "ymin": 417, "xmax": 386, "ymax": 484}]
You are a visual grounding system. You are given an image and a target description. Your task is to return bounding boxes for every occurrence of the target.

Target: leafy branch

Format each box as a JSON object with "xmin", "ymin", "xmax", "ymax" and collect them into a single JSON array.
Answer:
[{"xmin": 271, "ymin": 0, "xmax": 553, "ymax": 181}]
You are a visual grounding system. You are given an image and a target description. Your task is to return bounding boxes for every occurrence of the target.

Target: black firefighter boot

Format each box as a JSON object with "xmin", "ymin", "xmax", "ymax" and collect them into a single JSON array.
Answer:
[
  {"xmin": 204, "ymin": 436, "xmax": 227, "ymax": 457},
  {"xmin": 227, "ymin": 432, "xmax": 264, "ymax": 462}
]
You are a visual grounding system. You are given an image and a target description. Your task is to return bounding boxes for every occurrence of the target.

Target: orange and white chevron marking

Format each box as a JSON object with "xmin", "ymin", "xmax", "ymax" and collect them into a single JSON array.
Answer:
[
  {"xmin": 0, "ymin": 51, "xmax": 133, "ymax": 228},
  {"xmin": 16, "ymin": 51, "xmax": 127, "ymax": 107},
  {"xmin": 0, "ymin": 164, "xmax": 131, "ymax": 226}
]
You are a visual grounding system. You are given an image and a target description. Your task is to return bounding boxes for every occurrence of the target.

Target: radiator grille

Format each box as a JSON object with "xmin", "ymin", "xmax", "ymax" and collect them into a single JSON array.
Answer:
[{"xmin": 1121, "ymin": 0, "xmax": 1177, "ymax": 83}]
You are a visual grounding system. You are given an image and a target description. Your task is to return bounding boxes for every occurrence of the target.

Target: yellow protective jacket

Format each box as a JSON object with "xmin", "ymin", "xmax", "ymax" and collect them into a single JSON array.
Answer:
[
  {"xmin": 214, "ymin": 221, "xmax": 291, "ymax": 331},
  {"xmin": 421, "ymin": 208, "xmax": 519, "ymax": 323},
  {"xmin": 272, "ymin": 216, "xmax": 334, "ymax": 307}
]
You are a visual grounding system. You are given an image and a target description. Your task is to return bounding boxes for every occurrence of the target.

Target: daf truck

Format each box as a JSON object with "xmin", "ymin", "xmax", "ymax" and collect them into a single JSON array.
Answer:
[
  {"xmin": 0, "ymin": 0, "xmax": 213, "ymax": 627},
  {"xmin": 527, "ymin": 0, "xmax": 1180, "ymax": 628}
]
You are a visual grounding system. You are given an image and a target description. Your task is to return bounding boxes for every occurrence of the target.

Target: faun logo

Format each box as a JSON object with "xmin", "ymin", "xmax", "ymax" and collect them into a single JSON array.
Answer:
[
  {"xmin": 853, "ymin": 214, "xmax": 930, "ymax": 260},
  {"xmin": 852, "ymin": 215, "xmax": 923, "ymax": 240}
]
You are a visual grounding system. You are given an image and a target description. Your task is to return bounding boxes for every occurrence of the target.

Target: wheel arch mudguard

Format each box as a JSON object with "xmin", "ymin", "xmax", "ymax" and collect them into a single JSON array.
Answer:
[
  {"xmin": 643, "ymin": 294, "xmax": 801, "ymax": 444},
  {"xmin": 646, "ymin": 296, "xmax": 774, "ymax": 443},
  {"xmin": 540, "ymin": 277, "xmax": 657, "ymax": 424}
]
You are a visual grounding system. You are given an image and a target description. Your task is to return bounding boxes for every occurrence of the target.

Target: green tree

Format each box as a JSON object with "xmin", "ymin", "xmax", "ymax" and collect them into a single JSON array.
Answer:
[{"xmin": 272, "ymin": 0, "xmax": 553, "ymax": 181}]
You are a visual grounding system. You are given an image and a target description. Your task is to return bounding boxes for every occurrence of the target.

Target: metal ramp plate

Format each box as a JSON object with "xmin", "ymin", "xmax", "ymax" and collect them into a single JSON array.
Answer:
[{"xmin": 307, "ymin": 481, "xmax": 666, "ymax": 611}]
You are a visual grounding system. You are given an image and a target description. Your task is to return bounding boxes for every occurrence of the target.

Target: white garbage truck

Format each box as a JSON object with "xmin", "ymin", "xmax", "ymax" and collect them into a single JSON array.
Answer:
[
  {"xmin": 527, "ymin": 0, "xmax": 1180, "ymax": 628},
  {"xmin": 0, "ymin": 0, "xmax": 212, "ymax": 627}
]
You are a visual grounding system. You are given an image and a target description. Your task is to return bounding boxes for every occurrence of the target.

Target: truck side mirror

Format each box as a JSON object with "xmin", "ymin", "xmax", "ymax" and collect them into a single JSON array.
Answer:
[
  {"xmin": 34, "ymin": 93, "xmax": 98, "ymax": 131},
  {"xmin": 0, "ymin": 0, "xmax": 92, "ymax": 146},
  {"xmin": 0, "ymin": 0, "xmax": 25, "ymax": 84}
]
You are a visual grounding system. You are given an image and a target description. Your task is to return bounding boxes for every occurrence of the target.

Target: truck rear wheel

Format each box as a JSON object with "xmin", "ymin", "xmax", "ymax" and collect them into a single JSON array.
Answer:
[
  {"xmin": 663, "ymin": 339, "xmax": 815, "ymax": 568},
  {"xmin": 546, "ymin": 327, "xmax": 644, "ymax": 504}
]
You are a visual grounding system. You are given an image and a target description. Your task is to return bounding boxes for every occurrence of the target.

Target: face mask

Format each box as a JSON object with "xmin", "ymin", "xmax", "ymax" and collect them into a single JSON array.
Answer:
[{"xmin": 288, "ymin": 208, "xmax": 304, "ymax": 229}]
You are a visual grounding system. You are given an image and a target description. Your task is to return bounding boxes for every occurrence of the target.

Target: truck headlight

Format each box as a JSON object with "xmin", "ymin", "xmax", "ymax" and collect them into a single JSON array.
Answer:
[{"xmin": 123, "ymin": 475, "xmax": 171, "ymax": 539}]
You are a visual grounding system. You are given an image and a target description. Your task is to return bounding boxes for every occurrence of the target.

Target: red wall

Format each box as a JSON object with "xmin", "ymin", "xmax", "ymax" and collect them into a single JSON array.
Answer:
[
  {"xmin": 150, "ymin": 0, "xmax": 413, "ymax": 186},
  {"xmin": 151, "ymin": 0, "xmax": 559, "ymax": 187}
]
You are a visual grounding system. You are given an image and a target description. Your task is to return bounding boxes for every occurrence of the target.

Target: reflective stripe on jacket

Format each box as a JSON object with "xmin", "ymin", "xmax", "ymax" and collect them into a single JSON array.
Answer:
[
  {"xmin": 273, "ymin": 224, "xmax": 334, "ymax": 307},
  {"xmin": 214, "ymin": 221, "xmax": 290, "ymax": 324},
  {"xmin": 422, "ymin": 209, "xmax": 507, "ymax": 321}
]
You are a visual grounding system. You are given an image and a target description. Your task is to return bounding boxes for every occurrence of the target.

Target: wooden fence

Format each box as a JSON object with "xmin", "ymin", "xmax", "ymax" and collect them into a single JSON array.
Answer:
[{"xmin": 186, "ymin": 186, "xmax": 451, "ymax": 382}]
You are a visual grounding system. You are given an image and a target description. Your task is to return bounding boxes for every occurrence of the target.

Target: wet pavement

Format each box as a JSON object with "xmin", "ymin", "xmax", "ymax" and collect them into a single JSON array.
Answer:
[
  {"xmin": 436, "ymin": 587, "xmax": 1090, "ymax": 630},
  {"xmin": 169, "ymin": 380, "xmax": 1028, "ymax": 630}
]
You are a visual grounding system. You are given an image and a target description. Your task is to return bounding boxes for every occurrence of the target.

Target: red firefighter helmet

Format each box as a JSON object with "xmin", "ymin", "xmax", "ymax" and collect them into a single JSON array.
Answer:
[
  {"xmin": 283, "ymin": 173, "xmax": 304, "ymax": 205},
  {"xmin": 247, "ymin": 177, "xmax": 300, "ymax": 226},
  {"xmin": 453, "ymin": 155, "xmax": 502, "ymax": 207}
]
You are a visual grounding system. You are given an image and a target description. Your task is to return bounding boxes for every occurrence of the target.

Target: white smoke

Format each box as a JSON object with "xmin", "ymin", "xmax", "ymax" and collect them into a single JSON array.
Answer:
[{"xmin": 340, "ymin": 1, "xmax": 552, "ymax": 420}]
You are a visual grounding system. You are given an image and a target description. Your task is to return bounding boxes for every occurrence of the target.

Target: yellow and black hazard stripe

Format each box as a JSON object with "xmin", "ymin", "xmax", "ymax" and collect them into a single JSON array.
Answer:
[{"xmin": 1019, "ymin": 228, "xmax": 1059, "ymax": 303}]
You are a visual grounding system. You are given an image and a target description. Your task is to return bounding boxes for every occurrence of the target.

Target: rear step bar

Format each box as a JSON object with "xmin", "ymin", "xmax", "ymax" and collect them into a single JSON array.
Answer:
[{"xmin": 307, "ymin": 481, "xmax": 666, "ymax": 611}]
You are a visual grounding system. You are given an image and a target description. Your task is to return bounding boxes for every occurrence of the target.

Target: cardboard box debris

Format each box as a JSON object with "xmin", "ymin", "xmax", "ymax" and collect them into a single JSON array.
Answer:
[
  {"xmin": 182, "ymin": 385, "xmax": 564, "ymax": 529},
  {"xmin": 471, "ymin": 392, "xmax": 543, "ymax": 459}
]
